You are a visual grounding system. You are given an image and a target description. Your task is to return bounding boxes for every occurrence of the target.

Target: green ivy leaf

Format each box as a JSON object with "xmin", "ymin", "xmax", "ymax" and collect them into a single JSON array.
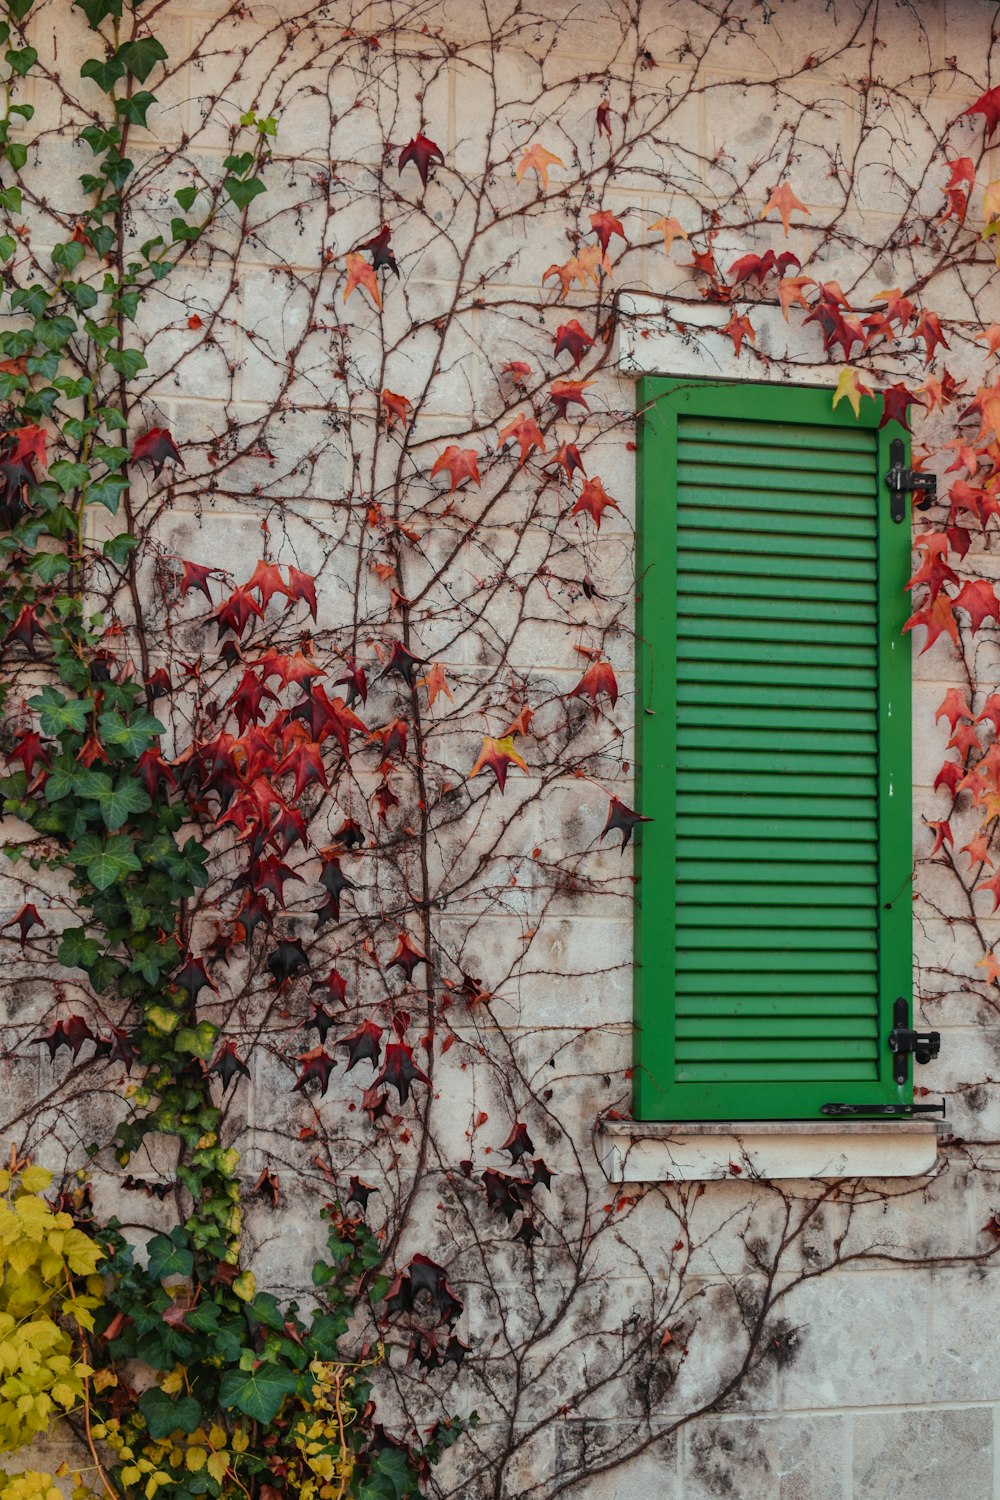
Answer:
[
  {"xmin": 0, "ymin": 235, "xmax": 16, "ymax": 261},
  {"xmin": 52, "ymin": 240, "xmax": 86, "ymax": 274},
  {"xmin": 58, "ymin": 928, "xmax": 100, "ymax": 971},
  {"xmin": 73, "ymin": 0, "xmax": 123, "ymax": 27},
  {"xmin": 98, "ymin": 709, "xmax": 164, "ymax": 757},
  {"xmin": 175, "ymin": 1021, "xmax": 218, "ymax": 1061},
  {"xmin": 146, "ymin": 1228, "xmax": 194, "ymax": 1282},
  {"xmin": 88, "ymin": 954, "xmax": 125, "ymax": 992},
  {"xmin": 103, "ymin": 532, "xmax": 138, "ymax": 565},
  {"xmin": 29, "ymin": 686, "xmax": 90, "ymax": 737},
  {"xmin": 48, "ymin": 460, "xmax": 91, "ymax": 493},
  {"xmin": 0, "ymin": 186, "xmax": 22, "ymax": 214},
  {"xmin": 7, "ymin": 0, "xmax": 35, "ymax": 22},
  {"xmin": 218, "ymin": 1364, "xmax": 297, "ymax": 1425},
  {"xmin": 87, "ymin": 476, "xmax": 129, "ymax": 514},
  {"xmin": 224, "ymin": 176, "xmax": 266, "ymax": 211},
  {"xmin": 28, "ymin": 552, "xmax": 71, "ymax": 584},
  {"xmin": 34, "ymin": 315, "xmax": 77, "ymax": 352},
  {"xmin": 105, "ymin": 346, "xmax": 147, "ymax": 378},
  {"xmin": 115, "ymin": 90, "xmax": 156, "ymax": 127},
  {"xmin": 80, "ymin": 54, "xmax": 126, "ymax": 93},
  {"xmin": 360, "ymin": 1448, "xmax": 418, "ymax": 1500},
  {"xmin": 248, "ymin": 1293, "xmax": 285, "ymax": 1332},
  {"xmin": 5, "ymin": 45, "xmax": 37, "ymax": 76},
  {"xmin": 93, "ymin": 776, "xmax": 151, "ymax": 831},
  {"xmin": 174, "ymin": 185, "xmax": 198, "ymax": 211},
  {"xmin": 74, "ymin": 832, "xmax": 142, "ymax": 890},
  {"xmin": 97, "ymin": 404, "xmax": 128, "ymax": 430},
  {"xmin": 116, "ymin": 36, "xmax": 168, "ymax": 82},
  {"xmin": 138, "ymin": 1387, "xmax": 202, "ymax": 1440}
]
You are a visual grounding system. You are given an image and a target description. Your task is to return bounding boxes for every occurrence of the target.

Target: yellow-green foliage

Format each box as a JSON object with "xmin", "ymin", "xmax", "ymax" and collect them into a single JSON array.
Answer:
[
  {"xmin": 0, "ymin": 1163, "xmax": 104, "ymax": 1453},
  {"xmin": 0, "ymin": 1470, "xmax": 66, "ymax": 1500}
]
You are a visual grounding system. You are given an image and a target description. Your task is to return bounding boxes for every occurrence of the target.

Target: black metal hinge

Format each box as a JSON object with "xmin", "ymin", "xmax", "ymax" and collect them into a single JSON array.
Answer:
[
  {"xmin": 886, "ymin": 437, "xmax": 936, "ymax": 523},
  {"xmin": 821, "ymin": 1101, "xmax": 946, "ymax": 1119},
  {"xmin": 888, "ymin": 996, "xmax": 940, "ymax": 1086}
]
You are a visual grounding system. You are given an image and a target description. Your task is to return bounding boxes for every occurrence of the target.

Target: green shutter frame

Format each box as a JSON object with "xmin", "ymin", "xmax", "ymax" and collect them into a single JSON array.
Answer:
[{"xmin": 634, "ymin": 377, "xmax": 912, "ymax": 1121}]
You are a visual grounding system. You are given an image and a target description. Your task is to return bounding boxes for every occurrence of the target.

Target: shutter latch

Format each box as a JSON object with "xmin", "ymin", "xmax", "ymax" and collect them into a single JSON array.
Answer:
[
  {"xmin": 888, "ymin": 996, "xmax": 940, "ymax": 1085},
  {"xmin": 820, "ymin": 1100, "xmax": 946, "ymax": 1118},
  {"xmin": 886, "ymin": 437, "xmax": 937, "ymax": 522}
]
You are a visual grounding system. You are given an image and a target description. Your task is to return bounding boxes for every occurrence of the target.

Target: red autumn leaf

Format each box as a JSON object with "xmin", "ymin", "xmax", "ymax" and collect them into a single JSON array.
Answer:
[
  {"xmin": 501, "ymin": 1120, "xmax": 534, "ymax": 1161},
  {"xmin": 549, "ymin": 379, "xmax": 593, "ymax": 418},
  {"xmin": 315, "ymin": 856, "xmax": 355, "ymax": 924},
  {"xmin": 276, "ymin": 739, "xmax": 328, "ymax": 799},
  {"xmin": 596, "ymin": 98, "xmax": 612, "ymax": 137},
  {"xmin": 292, "ymin": 1046, "xmax": 337, "ymax": 1096},
  {"xmin": 374, "ymin": 1041, "xmax": 430, "ymax": 1104},
  {"xmin": 498, "ymin": 412, "xmax": 546, "ymax": 465},
  {"xmin": 7, "ymin": 731, "xmax": 50, "ymax": 779},
  {"xmin": 34, "ymin": 1015, "xmax": 95, "ymax": 1060},
  {"xmin": 879, "ymin": 383, "xmax": 923, "ymax": 432},
  {"xmin": 906, "ymin": 547, "xmax": 958, "ymax": 601},
  {"xmin": 131, "ymin": 428, "xmax": 184, "ymax": 478},
  {"xmin": 601, "ymin": 795, "xmax": 652, "ymax": 848},
  {"xmin": 398, "ymin": 133, "xmax": 444, "ymax": 184},
  {"xmin": 902, "ymin": 591, "xmax": 959, "ymax": 653},
  {"xmin": 978, "ymin": 869, "xmax": 1000, "ymax": 912},
  {"xmin": 209, "ymin": 1041, "xmax": 251, "ymax": 1090},
  {"xmin": 254, "ymin": 1168, "xmax": 280, "ymax": 1206},
  {"xmin": 372, "ymin": 777, "xmax": 400, "ymax": 822},
  {"xmin": 383, "ymin": 639, "xmax": 424, "ymax": 686},
  {"xmin": 568, "ymin": 660, "xmax": 619, "ymax": 718},
  {"xmin": 373, "ymin": 718, "xmax": 408, "ymax": 764},
  {"xmin": 339, "ymin": 1018, "xmax": 383, "ymax": 1071},
  {"xmin": 977, "ymin": 695, "xmax": 1000, "ymax": 733},
  {"xmin": 1, "ymin": 903, "xmax": 44, "ymax": 948},
  {"xmin": 926, "ymin": 818, "xmax": 953, "ymax": 856},
  {"xmin": 430, "ymin": 444, "xmax": 481, "ymax": 491},
  {"xmin": 914, "ymin": 310, "xmax": 949, "ymax": 364},
  {"xmin": 4, "ymin": 604, "xmax": 46, "ymax": 653},
  {"xmin": 358, "ymin": 223, "xmax": 399, "ymax": 275},
  {"xmin": 953, "ymin": 578, "xmax": 1000, "ymax": 632},
  {"xmin": 964, "ymin": 86, "xmax": 1000, "ymax": 139},
  {"xmin": 384, "ymin": 1254, "xmax": 463, "ymax": 1324},
  {"xmin": 347, "ymin": 1175, "xmax": 377, "ymax": 1209},
  {"xmin": 416, "ymin": 661, "xmax": 453, "ymax": 707},
  {"xmin": 77, "ymin": 732, "xmax": 110, "ymax": 767},
  {"xmin": 946, "ymin": 157, "xmax": 975, "ymax": 192},
  {"xmin": 187, "ymin": 313, "xmax": 202, "ymax": 329},
  {"xmin": 935, "ymin": 687, "xmax": 974, "ymax": 732},
  {"xmin": 722, "ymin": 311, "xmax": 755, "ymax": 356},
  {"xmin": 934, "ymin": 760, "xmax": 962, "ymax": 796},
  {"xmin": 11, "ymin": 425, "xmax": 47, "ymax": 467},
  {"xmin": 948, "ymin": 722, "xmax": 980, "ymax": 760},
  {"xmin": 760, "ymin": 180, "xmax": 809, "ymax": 235},
  {"xmin": 381, "ymin": 388, "xmax": 412, "ymax": 430},
  {"xmin": 387, "ymin": 930, "xmax": 427, "ymax": 981},
  {"xmin": 469, "ymin": 734, "xmax": 528, "ymax": 793},
  {"xmin": 179, "ymin": 559, "xmax": 214, "ymax": 600},
  {"xmin": 590, "ymin": 209, "xmax": 626, "ymax": 253},
  {"xmin": 502, "ymin": 360, "xmax": 532, "ymax": 385},
  {"xmin": 245, "ymin": 558, "xmax": 287, "ymax": 608},
  {"xmin": 266, "ymin": 937, "xmax": 309, "ymax": 987},
  {"xmin": 545, "ymin": 442, "xmax": 586, "ymax": 483},
  {"xmin": 569, "ymin": 476, "xmax": 620, "ymax": 529},
  {"xmin": 553, "ymin": 319, "xmax": 595, "ymax": 368},
  {"xmin": 285, "ymin": 565, "xmax": 318, "ymax": 620},
  {"xmin": 210, "ymin": 585, "xmax": 265, "ymax": 640}
]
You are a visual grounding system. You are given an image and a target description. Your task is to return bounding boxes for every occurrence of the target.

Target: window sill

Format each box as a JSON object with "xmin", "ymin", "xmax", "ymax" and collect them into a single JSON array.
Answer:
[{"xmin": 599, "ymin": 1119, "xmax": 941, "ymax": 1183}]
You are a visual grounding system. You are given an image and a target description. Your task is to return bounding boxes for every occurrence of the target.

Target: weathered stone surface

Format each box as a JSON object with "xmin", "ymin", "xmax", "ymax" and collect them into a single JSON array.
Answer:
[{"xmin": 852, "ymin": 1406, "xmax": 992, "ymax": 1500}]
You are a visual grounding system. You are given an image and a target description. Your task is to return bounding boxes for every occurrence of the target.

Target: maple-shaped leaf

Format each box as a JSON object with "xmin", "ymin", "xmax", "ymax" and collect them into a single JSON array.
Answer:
[
  {"xmin": 514, "ymin": 1218, "xmax": 542, "ymax": 1246},
  {"xmin": 430, "ymin": 444, "xmax": 481, "ymax": 491},
  {"xmin": 226, "ymin": 668, "xmax": 279, "ymax": 732},
  {"xmin": 11, "ymin": 424, "xmax": 47, "ymax": 467},
  {"xmin": 722, "ymin": 311, "xmax": 754, "ymax": 356},
  {"xmin": 172, "ymin": 954, "xmax": 216, "ymax": 1002},
  {"xmin": 545, "ymin": 441, "xmax": 586, "ymax": 484},
  {"xmin": 398, "ymin": 133, "xmax": 444, "ymax": 184},
  {"xmin": 498, "ymin": 412, "xmax": 547, "ymax": 464},
  {"xmin": 596, "ymin": 97, "xmax": 613, "ymax": 137},
  {"xmin": 926, "ymin": 818, "xmax": 954, "ymax": 857},
  {"xmin": 285, "ymin": 565, "xmax": 318, "ymax": 620},
  {"xmin": 7, "ymin": 731, "xmax": 51, "ymax": 779},
  {"xmin": 934, "ymin": 759, "xmax": 962, "ymax": 796},
  {"xmin": 935, "ymin": 687, "xmax": 974, "ymax": 732},
  {"xmin": 381, "ymin": 388, "xmax": 413, "ymax": 430},
  {"xmin": 377, "ymin": 641, "xmax": 422, "ymax": 691},
  {"xmin": 308, "ymin": 1003, "xmax": 338, "ymax": 1045},
  {"xmin": 245, "ymin": 558, "xmax": 287, "ymax": 608},
  {"xmin": 358, "ymin": 223, "xmax": 399, "ymax": 275},
  {"xmin": 516, "ymin": 142, "xmax": 565, "ymax": 190},
  {"xmin": 209, "ymin": 1040, "xmax": 251, "ymax": 1090},
  {"xmin": 501, "ymin": 1120, "xmax": 534, "ymax": 1162},
  {"xmin": 947, "ymin": 156, "xmax": 976, "ymax": 193},
  {"xmin": 131, "ymin": 428, "xmax": 184, "ymax": 478},
  {"xmin": 35, "ymin": 1015, "xmax": 95, "ymax": 1060},
  {"xmin": 569, "ymin": 475, "xmax": 620, "ymax": 529},
  {"xmin": 482, "ymin": 1168, "xmax": 525, "ymax": 1222},
  {"xmin": 502, "ymin": 359, "xmax": 533, "ymax": 385},
  {"xmin": 252, "ymin": 855, "xmax": 304, "ymax": 907},
  {"xmin": 976, "ymin": 324, "xmax": 1000, "ymax": 357},
  {"xmin": 531, "ymin": 1157, "xmax": 554, "ymax": 1190},
  {"xmin": 416, "ymin": 661, "xmax": 453, "ymax": 707},
  {"xmin": 954, "ymin": 578, "xmax": 1000, "ymax": 632},
  {"xmin": 334, "ymin": 655, "xmax": 368, "ymax": 705},
  {"xmin": 590, "ymin": 209, "xmax": 626, "ymax": 253},
  {"xmin": 568, "ymin": 660, "xmax": 619, "ymax": 718},
  {"xmin": 4, "ymin": 604, "xmax": 47, "ymax": 654},
  {"xmin": 330, "ymin": 817, "xmax": 365, "ymax": 850},
  {"xmin": 549, "ymin": 379, "xmax": 593, "ymax": 418},
  {"xmin": 553, "ymin": 319, "xmax": 595, "ymax": 368},
  {"xmin": 1, "ymin": 903, "xmax": 44, "ymax": 948},
  {"xmin": 879, "ymin": 383, "xmax": 923, "ymax": 432},
  {"xmin": 338, "ymin": 1018, "xmax": 383, "ymax": 1071},
  {"xmin": 469, "ymin": 734, "xmax": 528, "ymax": 793},
  {"xmin": 276, "ymin": 739, "xmax": 328, "ymax": 799},
  {"xmin": 267, "ymin": 937, "xmax": 309, "ymax": 987},
  {"xmin": 347, "ymin": 1175, "xmax": 378, "ymax": 1209},
  {"xmin": 374, "ymin": 1041, "xmax": 430, "ymax": 1104},
  {"xmin": 914, "ymin": 310, "xmax": 949, "ymax": 365},
  {"xmin": 387, "ymin": 930, "xmax": 428, "ymax": 981},
  {"xmin": 145, "ymin": 666, "xmax": 172, "ymax": 700},
  {"xmin": 293, "ymin": 1046, "xmax": 336, "ymax": 1095},
  {"xmin": 384, "ymin": 1254, "xmax": 463, "ymax": 1325},
  {"xmin": 777, "ymin": 275, "xmax": 814, "ymax": 320},
  {"xmin": 965, "ymin": 86, "xmax": 1000, "ymax": 140},
  {"xmin": 343, "ymin": 252, "xmax": 382, "ymax": 310},
  {"xmin": 254, "ymin": 1168, "xmax": 280, "ymax": 1206},
  {"xmin": 179, "ymin": 559, "xmax": 214, "ymax": 600},
  {"xmin": 210, "ymin": 585, "xmax": 265, "ymax": 640},
  {"xmin": 601, "ymin": 795, "xmax": 652, "ymax": 848},
  {"xmin": 372, "ymin": 776, "xmax": 400, "ymax": 822},
  {"xmin": 373, "ymin": 718, "xmax": 408, "ymax": 764},
  {"xmin": 312, "ymin": 968, "xmax": 348, "ymax": 1008},
  {"xmin": 316, "ymin": 856, "xmax": 355, "ymax": 922},
  {"xmin": 903, "ymin": 592, "xmax": 959, "ymax": 653},
  {"xmin": 648, "ymin": 215, "xmax": 687, "ymax": 253},
  {"xmin": 760, "ymin": 180, "xmax": 809, "ymax": 235},
  {"xmin": 832, "ymin": 367, "xmax": 874, "ymax": 419}
]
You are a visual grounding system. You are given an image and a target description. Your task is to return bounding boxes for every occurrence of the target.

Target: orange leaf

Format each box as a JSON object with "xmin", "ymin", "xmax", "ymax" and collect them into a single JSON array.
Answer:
[
  {"xmin": 516, "ymin": 142, "xmax": 565, "ymax": 190},
  {"xmin": 498, "ymin": 413, "xmax": 546, "ymax": 465},
  {"xmin": 430, "ymin": 445, "xmax": 481, "ymax": 491},
  {"xmin": 416, "ymin": 662, "xmax": 453, "ymax": 707},
  {"xmin": 569, "ymin": 476, "xmax": 620, "ymax": 529},
  {"xmin": 648, "ymin": 215, "xmax": 686, "ymax": 253},
  {"xmin": 343, "ymin": 251, "xmax": 382, "ymax": 309},
  {"xmin": 381, "ymin": 388, "xmax": 413, "ymax": 429},
  {"xmin": 760, "ymin": 180, "xmax": 809, "ymax": 236},
  {"xmin": 469, "ymin": 735, "xmax": 528, "ymax": 793}
]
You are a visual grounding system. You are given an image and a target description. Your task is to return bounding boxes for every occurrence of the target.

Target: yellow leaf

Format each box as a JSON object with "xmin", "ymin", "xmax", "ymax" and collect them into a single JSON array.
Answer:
[
  {"xmin": 185, "ymin": 1448, "xmax": 207, "ymax": 1474},
  {"xmin": 831, "ymin": 366, "xmax": 873, "ymax": 419},
  {"xmin": 207, "ymin": 1452, "xmax": 230, "ymax": 1485},
  {"xmin": 230, "ymin": 1427, "xmax": 249, "ymax": 1453},
  {"xmin": 233, "ymin": 1270, "xmax": 256, "ymax": 1302},
  {"xmin": 984, "ymin": 180, "xmax": 1000, "ymax": 223},
  {"xmin": 161, "ymin": 1367, "xmax": 184, "ymax": 1395},
  {"xmin": 7, "ymin": 1239, "xmax": 38, "ymax": 1275},
  {"xmin": 19, "ymin": 1167, "xmax": 52, "ymax": 1194},
  {"xmin": 208, "ymin": 1424, "xmax": 228, "ymax": 1452},
  {"xmin": 92, "ymin": 1368, "xmax": 117, "ymax": 1393}
]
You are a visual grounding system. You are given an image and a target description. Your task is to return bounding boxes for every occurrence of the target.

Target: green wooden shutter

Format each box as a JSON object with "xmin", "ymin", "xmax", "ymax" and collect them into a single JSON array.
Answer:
[{"xmin": 634, "ymin": 378, "xmax": 911, "ymax": 1122}]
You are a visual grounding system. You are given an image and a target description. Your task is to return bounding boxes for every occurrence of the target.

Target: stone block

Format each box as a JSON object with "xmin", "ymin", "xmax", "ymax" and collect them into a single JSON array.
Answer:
[
  {"xmin": 682, "ymin": 1412, "xmax": 847, "ymax": 1500},
  {"xmin": 557, "ymin": 1422, "xmax": 678, "ymax": 1499},
  {"xmin": 929, "ymin": 1266, "xmax": 1000, "ymax": 1402},
  {"xmin": 852, "ymin": 1405, "xmax": 991, "ymax": 1500}
]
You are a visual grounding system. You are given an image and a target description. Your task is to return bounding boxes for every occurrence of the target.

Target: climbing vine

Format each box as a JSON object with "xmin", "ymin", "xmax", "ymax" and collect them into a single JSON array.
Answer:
[{"xmin": 4, "ymin": 0, "xmax": 1000, "ymax": 1496}]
